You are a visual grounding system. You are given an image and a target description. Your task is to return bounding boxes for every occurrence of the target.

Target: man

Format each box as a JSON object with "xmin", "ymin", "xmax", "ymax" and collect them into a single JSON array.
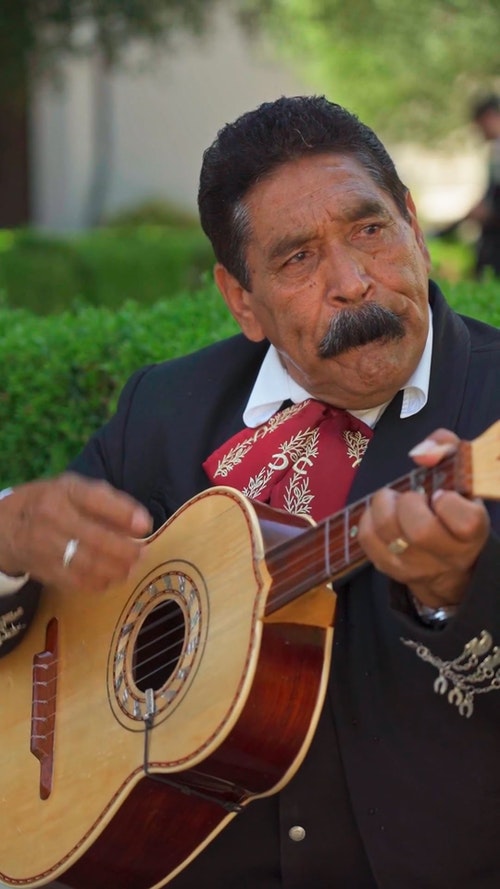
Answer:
[
  {"xmin": 468, "ymin": 94, "xmax": 500, "ymax": 277},
  {"xmin": 0, "ymin": 96, "xmax": 499, "ymax": 889},
  {"xmin": 439, "ymin": 94, "xmax": 500, "ymax": 277}
]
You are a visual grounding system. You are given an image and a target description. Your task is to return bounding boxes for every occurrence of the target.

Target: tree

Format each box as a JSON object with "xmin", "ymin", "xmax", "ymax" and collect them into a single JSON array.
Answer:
[
  {"xmin": 0, "ymin": 0, "xmax": 224, "ymax": 225},
  {"xmin": 0, "ymin": 0, "xmax": 227, "ymax": 105},
  {"xmin": 2, "ymin": 0, "xmax": 499, "ymax": 141},
  {"xmin": 249, "ymin": 0, "xmax": 500, "ymax": 143}
]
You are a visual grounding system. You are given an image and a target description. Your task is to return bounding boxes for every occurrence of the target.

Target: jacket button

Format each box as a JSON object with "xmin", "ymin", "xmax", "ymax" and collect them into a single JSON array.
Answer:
[{"xmin": 288, "ymin": 825, "xmax": 306, "ymax": 842}]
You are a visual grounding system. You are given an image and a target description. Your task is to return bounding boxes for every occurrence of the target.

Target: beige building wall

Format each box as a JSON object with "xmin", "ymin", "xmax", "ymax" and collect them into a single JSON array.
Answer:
[
  {"xmin": 29, "ymin": 11, "xmax": 485, "ymax": 233},
  {"xmin": 30, "ymin": 13, "xmax": 307, "ymax": 231}
]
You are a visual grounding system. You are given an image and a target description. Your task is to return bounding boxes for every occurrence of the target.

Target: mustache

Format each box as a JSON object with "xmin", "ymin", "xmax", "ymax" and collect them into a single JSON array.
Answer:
[{"xmin": 318, "ymin": 303, "xmax": 405, "ymax": 359}]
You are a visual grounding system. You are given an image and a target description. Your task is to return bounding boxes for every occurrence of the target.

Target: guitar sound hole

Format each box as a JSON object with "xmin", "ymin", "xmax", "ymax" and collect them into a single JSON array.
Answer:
[{"xmin": 133, "ymin": 599, "xmax": 186, "ymax": 692}]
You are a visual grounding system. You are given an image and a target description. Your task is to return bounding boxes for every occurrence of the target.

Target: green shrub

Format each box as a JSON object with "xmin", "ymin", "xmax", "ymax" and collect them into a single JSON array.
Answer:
[
  {"xmin": 0, "ymin": 280, "xmax": 237, "ymax": 486},
  {"xmin": 0, "ymin": 230, "xmax": 94, "ymax": 314},
  {"xmin": 103, "ymin": 198, "xmax": 200, "ymax": 229},
  {"xmin": 75, "ymin": 227, "xmax": 215, "ymax": 309},
  {"xmin": 0, "ymin": 227, "xmax": 215, "ymax": 315},
  {"xmin": 428, "ymin": 235, "xmax": 476, "ymax": 282},
  {"xmin": 436, "ymin": 273, "xmax": 500, "ymax": 327}
]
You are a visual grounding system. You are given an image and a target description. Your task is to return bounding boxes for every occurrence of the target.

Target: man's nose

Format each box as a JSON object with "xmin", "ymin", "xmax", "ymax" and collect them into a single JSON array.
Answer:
[{"xmin": 324, "ymin": 249, "xmax": 370, "ymax": 305}]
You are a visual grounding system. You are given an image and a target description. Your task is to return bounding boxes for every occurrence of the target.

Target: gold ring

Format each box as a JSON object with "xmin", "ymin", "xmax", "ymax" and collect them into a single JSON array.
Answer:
[{"xmin": 388, "ymin": 537, "xmax": 409, "ymax": 555}]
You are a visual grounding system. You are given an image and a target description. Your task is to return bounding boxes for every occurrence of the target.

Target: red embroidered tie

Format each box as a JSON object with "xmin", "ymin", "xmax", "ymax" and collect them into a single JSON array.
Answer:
[{"xmin": 203, "ymin": 399, "xmax": 373, "ymax": 521}]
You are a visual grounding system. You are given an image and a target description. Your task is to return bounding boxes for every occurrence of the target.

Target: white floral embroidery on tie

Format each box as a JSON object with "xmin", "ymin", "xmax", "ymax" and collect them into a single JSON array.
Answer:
[
  {"xmin": 343, "ymin": 429, "xmax": 370, "ymax": 468},
  {"xmin": 214, "ymin": 401, "xmax": 308, "ymax": 477},
  {"xmin": 401, "ymin": 630, "xmax": 500, "ymax": 718},
  {"xmin": 243, "ymin": 427, "xmax": 319, "ymax": 509}
]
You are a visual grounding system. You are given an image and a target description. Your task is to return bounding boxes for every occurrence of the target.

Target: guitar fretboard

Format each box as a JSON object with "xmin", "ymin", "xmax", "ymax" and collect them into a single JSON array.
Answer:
[{"xmin": 264, "ymin": 449, "xmax": 468, "ymax": 614}]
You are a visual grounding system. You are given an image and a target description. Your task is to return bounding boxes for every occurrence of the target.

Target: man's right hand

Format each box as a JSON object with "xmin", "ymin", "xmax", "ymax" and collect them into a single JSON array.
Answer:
[{"xmin": 0, "ymin": 473, "xmax": 153, "ymax": 593}]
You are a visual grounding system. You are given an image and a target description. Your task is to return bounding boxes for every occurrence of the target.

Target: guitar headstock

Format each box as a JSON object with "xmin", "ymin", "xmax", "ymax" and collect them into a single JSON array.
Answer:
[{"xmin": 464, "ymin": 420, "xmax": 500, "ymax": 500}]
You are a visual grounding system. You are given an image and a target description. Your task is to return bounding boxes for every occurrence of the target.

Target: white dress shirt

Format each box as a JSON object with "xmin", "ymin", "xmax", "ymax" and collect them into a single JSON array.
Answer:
[{"xmin": 244, "ymin": 307, "xmax": 433, "ymax": 430}]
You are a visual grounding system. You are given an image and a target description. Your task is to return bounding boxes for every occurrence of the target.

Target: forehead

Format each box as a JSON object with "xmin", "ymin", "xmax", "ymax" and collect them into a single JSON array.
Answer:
[{"xmin": 244, "ymin": 153, "xmax": 399, "ymax": 234}]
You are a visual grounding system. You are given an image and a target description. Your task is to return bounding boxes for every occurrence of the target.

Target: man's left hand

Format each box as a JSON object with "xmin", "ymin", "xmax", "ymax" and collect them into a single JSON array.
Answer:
[{"xmin": 357, "ymin": 428, "xmax": 491, "ymax": 609}]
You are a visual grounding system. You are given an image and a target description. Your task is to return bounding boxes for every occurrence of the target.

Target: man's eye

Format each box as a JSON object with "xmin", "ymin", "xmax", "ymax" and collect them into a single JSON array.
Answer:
[
  {"xmin": 286, "ymin": 250, "xmax": 308, "ymax": 264},
  {"xmin": 362, "ymin": 223, "xmax": 382, "ymax": 235}
]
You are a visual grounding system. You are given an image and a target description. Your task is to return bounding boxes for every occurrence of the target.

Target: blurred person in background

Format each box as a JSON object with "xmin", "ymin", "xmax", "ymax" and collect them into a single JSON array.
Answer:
[
  {"xmin": 436, "ymin": 94, "xmax": 500, "ymax": 277},
  {"xmin": 466, "ymin": 94, "xmax": 500, "ymax": 277}
]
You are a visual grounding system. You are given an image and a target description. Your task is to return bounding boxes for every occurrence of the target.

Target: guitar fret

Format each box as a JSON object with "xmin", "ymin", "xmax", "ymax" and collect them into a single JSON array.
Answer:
[
  {"xmin": 265, "ymin": 453, "xmax": 464, "ymax": 614},
  {"xmin": 343, "ymin": 506, "xmax": 351, "ymax": 570},
  {"xmin": 324, "ymin": 518, "xmax": 331, "ymax": 579},
  {"xmin": 410, "ymin": 466, "xmax": 428, "ymax": 493}
]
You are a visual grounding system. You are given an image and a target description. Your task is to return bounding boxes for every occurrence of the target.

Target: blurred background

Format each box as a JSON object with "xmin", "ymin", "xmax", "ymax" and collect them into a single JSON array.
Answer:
[
  {"xmin": 2, "ymin": 0, "xmax": 500, "ymax": 293},
  {"xmin": 0, "ymin": 0, "xmax": 499, "ymax": 483}
]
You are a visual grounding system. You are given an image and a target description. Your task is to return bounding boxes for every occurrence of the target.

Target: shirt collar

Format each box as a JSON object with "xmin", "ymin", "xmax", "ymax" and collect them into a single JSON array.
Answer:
[{"xmin": 243, "ymin": 305, "xmax": 433, "ymax": 429}]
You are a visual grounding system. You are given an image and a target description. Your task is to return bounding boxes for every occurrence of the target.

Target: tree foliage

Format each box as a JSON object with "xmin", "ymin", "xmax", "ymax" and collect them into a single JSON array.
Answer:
[
  {"xmin": 1, "ymin": 0, "xmax": 499, "ymax": 140},
  {"xmin": 0, "ymin": 0, "xmax": 222, "ymax": 100},
  {"xmin": 249, "ymin": 0, "xmax": 500, "ymax": 143}
]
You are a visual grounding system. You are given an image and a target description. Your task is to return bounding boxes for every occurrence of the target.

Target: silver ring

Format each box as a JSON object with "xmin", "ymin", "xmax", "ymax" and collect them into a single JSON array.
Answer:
[
  {"xmin": 388, "ymin": 536, "xmax": 409, "ymax": 556},
  {"xmin": 62, "ymin": 538, "xmax": 79, "ymax": 568}
]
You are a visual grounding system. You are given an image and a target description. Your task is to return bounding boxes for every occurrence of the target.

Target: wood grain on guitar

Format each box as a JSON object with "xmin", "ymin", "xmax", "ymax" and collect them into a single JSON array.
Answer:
[{"xmin": 1, "ymin": 421, "xmax": 499, "ymax": 889}]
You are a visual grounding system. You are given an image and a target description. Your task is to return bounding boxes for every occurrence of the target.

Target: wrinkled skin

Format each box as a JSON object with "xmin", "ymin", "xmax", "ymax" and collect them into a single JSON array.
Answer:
[
  {"xmin": 215, "ymin": 153, "xmax": 431, "ymax": 411},
  {"xmin": 0, "ymin": 473, "xmax": 152, "ymax": 592}
]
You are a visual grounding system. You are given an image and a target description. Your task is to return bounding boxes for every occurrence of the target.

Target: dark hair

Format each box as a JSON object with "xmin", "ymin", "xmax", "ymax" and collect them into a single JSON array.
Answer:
[
  {"xmin": 198, "ymin": 95, "xmax": 409, "ymax": 289},
  {"xmin": 471, "ymin": 94, "xmax": 500, "ymax": 121}
]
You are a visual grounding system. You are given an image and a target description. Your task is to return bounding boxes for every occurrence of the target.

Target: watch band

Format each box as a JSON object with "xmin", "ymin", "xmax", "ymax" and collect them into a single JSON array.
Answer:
[{"xmin": 409, "ymin": 591, "xmax": 459, "ymax": 628}]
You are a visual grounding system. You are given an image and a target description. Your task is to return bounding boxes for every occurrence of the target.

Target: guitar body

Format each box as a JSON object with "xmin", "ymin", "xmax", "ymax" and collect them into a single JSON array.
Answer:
[{"xmin": 0, "ymin": 487, "xmax": 335, "ymax": 888}]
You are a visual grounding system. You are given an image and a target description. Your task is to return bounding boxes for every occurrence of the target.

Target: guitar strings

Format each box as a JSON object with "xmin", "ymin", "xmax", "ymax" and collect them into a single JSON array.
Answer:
[
  {"xmin": 127, "ymin": 458, "xmax": 484, "ymax": 635},
  {"xmin": 114, "ymin": 458, "xmax": 487, "ymax": 669}
]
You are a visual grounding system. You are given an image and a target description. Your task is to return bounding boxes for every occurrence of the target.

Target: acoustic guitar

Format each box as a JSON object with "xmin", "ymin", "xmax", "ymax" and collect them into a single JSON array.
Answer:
[{"xmin": 1, "ymin": 422, "xmax": 499, "ymax": 889}]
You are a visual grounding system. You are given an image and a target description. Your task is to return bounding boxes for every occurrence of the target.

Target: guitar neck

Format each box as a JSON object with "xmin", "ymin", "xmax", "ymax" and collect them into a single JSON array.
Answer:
[{"xmin": 264, "ymin": 445, "xmax": 471, "ymax": 615}]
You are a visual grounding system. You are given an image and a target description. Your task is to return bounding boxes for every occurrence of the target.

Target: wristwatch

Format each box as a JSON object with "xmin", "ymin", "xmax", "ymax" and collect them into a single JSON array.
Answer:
[{"xmin": 409, "ymin": 592, "xmax": 459, "ymax": 628}]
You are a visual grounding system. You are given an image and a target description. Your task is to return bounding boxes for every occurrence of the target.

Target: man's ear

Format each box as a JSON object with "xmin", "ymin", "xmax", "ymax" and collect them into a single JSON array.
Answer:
[
  {"xmin": 214, "ymin": 264, "xmax": 266, "ymax": 342},
  {"xmin": 405, "ymin": 191, "xmax": 431, "ymax": 271}
]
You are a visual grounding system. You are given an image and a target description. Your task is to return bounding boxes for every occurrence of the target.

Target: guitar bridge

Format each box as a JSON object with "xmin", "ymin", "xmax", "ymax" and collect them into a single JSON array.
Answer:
[{"xmin": 30, "ymin": 617, "xmax": 58, "ymax": 799}]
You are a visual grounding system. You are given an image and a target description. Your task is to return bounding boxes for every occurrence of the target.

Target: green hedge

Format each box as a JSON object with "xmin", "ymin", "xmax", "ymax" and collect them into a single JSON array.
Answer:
[
  {"xmin": 0, "ymin": 276, "xmax": 498, "ymax": 487},
  {"xmin": 0, "ymin": 227, "xmax": 215, "ymax": 315},
  {"xmin": 0, "ymin": 280, "xmax": 238, "ymax": 486},
  {"xmin": 428, "ymin": 236, "xmax": 476, "ymax": 282},
  {"xmin": 434, "ymin": 273, "xmax": 500, "ymax": 327}
]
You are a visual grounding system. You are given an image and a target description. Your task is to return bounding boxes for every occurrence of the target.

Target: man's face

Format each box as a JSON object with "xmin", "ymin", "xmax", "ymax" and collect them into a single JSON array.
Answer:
[
  {"xmin": 475, "ymin": 109, "xmax": 500, "ymax": 141},
  {"xmin": 216, "ymin": 153, "xmax": 431, "ymax": 411}
]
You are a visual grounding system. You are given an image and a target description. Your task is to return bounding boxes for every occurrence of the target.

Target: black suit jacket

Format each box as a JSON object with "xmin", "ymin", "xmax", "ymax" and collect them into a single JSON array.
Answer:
[{"xmin": 6, "ymin": 283, "xmax": 500, "ymax": 888}]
